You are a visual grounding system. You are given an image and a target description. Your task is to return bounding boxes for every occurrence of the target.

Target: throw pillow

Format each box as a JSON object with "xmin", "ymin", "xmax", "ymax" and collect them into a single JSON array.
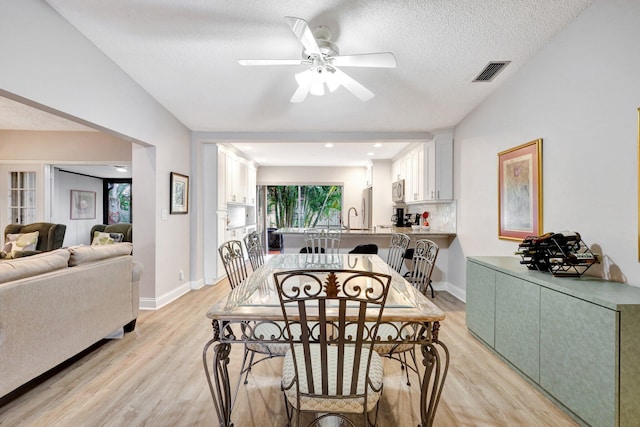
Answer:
[
  {"xmin": 5, "ymin": 231, "xmax": 39, "ymax": 258},
  {"xmin": 91, "ymin": 231, "xmax": 125, "ymax": 246}
]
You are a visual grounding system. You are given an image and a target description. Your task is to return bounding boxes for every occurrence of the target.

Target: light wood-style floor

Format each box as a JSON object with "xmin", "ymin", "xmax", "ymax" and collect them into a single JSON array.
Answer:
[{"xmin": 0, "ymin": 281, "xmax": 579, "ymax": 427}]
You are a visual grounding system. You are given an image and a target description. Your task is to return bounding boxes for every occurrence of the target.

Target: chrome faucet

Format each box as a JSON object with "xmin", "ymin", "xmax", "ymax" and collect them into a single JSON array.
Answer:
[{"xmin": 347, "ymin": 207, "xmax": 358, "ymax": 230}]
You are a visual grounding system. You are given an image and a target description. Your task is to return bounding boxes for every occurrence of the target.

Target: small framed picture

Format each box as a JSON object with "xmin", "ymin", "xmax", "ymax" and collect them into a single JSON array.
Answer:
[
  {"xmin": 70, "ymin": 190, "xmax": 96, "ymax": 220},
  {"xmin": 170, "ymin": 172, "xmax": 189, "ymax": 214},
  {"xmin": 498, "ymin": 139, "xmax": 543, "ymax": 241}
]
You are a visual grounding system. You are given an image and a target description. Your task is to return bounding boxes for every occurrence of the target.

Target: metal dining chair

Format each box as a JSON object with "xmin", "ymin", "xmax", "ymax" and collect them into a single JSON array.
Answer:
[
  {"xmin": 302, "ymin": 228, "xmax": 341, "ymax": 255},
  {"xmin": 218, "ymin": 240, "xmax": 288, "ymax": 388},
  {"xmin": 243, "ymin": 230, "xmax": 265, "ymax": 270},
  {"xmin": 274, "ymin": 269, "xmax": 392, "ymax": 427},
  {"xmin": 386, "ymin": 232, "xmax": 410, "ymax": 273},
  {"xmin": 218, "ymin": 240, "xmax": 249, "ymax": 289},
  {"xmin": 405, "ymin": 239, "xmax": 439, "ymax": 298},
  {"xmin": 375, "ymin": 238, "xmax": 441, "ymax": 386}
]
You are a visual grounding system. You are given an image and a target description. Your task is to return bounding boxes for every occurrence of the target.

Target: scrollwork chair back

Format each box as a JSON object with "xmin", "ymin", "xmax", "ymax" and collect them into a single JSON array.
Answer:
[{"xmin": 273, "ymin": 269, "xmax": 392, "ymax": 427}]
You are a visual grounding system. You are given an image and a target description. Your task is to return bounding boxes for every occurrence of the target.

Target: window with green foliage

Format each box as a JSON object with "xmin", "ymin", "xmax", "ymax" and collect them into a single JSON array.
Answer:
[{"xmin": 267, "ymin": 185, "xmax": 342, "ymax": 228}]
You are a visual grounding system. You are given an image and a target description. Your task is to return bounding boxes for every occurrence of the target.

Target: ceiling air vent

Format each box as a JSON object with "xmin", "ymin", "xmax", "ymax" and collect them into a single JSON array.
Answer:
[{"xmin": 473, "ymin": 61, "xmax": 511, "ymax": 82}]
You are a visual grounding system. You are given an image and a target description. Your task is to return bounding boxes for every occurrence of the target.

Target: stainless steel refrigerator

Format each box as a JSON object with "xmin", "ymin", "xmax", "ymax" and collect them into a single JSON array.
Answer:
[{"xmin": 361, "ymin": 187, "xmax": 373, "ymax": 230}]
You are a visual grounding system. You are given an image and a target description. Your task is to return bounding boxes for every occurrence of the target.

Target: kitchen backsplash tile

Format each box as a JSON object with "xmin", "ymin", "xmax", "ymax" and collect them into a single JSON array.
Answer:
[{"xmin": 407, "ymin": 201, "xmax": 456, "ymax": 232}]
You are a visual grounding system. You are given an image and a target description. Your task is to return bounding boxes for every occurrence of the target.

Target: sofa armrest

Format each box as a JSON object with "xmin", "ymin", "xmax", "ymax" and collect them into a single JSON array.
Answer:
[
  {"xmin": 132, "ymin": 261, "xmax": 144, "ymax": 283},
  {"xmin": 131, "ymin": 261, "xmax": 143, "ymax": 317}
]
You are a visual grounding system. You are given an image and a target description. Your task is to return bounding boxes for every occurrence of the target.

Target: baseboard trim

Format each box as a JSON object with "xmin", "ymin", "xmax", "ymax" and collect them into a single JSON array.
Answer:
[
  {"xmin": 433, "ymin": 281, "xmax": 466, "ymax": 302},
  {"xmin": 139, "ymin": 282, "xmax": 192, "ymax": 310},
  {"xmin": 190, "ymin": 278, "xmax": 205, "ymax": 290}
]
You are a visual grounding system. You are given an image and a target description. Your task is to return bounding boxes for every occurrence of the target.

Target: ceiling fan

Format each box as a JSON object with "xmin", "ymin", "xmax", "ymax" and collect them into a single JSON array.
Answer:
[{"xmin": 239, "ymin": 16, "xmax": 397, "ymax": 103}]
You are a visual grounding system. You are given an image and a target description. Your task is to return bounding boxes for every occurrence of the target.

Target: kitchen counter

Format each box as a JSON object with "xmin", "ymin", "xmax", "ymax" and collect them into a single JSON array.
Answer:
[
  {"xmin": 273, "ymin": 227, "xmax": 456, "ymax": 287},
  {"xmin": 274, "ymin": 226, "xmax": 456, "ymax": 239}
]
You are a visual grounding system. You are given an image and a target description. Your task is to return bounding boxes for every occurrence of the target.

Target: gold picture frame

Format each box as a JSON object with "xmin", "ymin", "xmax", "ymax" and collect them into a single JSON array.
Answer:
[{"xmin": 498, "ymin": 139, "xmax": 543, "ymax": 241}]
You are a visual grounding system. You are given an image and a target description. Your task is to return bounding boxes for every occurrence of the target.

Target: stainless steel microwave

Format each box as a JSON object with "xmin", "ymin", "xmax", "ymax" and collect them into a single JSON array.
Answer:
[{"xmin": 392, "ymin": 179, "xmax": 405, "ymax": 203}]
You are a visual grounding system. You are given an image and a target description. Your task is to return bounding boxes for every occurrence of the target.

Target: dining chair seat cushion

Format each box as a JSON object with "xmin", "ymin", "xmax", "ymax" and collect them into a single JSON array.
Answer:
[
  {"xmin": 245, "ymin": 321, "xmax": 290, "ymax": 356},
  {"xmin": 372, "ymin": 322, "xmax": 416, "ymax": 354},
  {"xmin": 282, "ymin": 344, "xmax": 383, "ymax": 413}
]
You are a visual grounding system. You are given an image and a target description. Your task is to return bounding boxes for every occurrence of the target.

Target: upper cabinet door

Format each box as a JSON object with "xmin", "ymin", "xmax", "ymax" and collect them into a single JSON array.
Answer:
[
  {"xmin": 435, "ymin": 136, "xmax": 453, "ymax": 200},
  {"xmin": 247, "ymin": 164, "xmax": 256, "ymax": 205},
  {"xmin": 217, "ymin": 149, "xmax": 227, "ymax": 208},
  {"xmin": 424, "ymin": 133, "xmax": 453, "ymax": 201}
]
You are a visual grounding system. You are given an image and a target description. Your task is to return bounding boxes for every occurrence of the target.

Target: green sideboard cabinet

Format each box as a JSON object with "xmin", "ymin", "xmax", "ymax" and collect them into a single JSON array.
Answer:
[{"xmin": 466, "ymin": 256, "xmax": 640, "ymax": 427}]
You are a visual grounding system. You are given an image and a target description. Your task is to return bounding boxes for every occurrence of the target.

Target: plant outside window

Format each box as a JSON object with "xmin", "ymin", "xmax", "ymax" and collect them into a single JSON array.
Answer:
[{"xmin": 267, "ymin": 185, "xmax": 342, "ymax": 228}]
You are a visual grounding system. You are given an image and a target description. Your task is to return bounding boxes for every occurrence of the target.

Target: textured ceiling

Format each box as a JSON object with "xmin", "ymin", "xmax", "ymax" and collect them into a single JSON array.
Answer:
[
  {"xmin": 6, "ymin": 1, "xmax": 595, "ymax": 166},
  {"xmin": 0, "ymin": 96, "xmax": 95, "ymax": 132}
]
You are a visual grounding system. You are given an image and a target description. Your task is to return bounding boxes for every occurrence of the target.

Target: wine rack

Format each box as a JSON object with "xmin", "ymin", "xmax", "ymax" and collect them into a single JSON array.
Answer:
[{"xmin": 516, "ymin": 231, "xmax": 599, "ymax": 277}]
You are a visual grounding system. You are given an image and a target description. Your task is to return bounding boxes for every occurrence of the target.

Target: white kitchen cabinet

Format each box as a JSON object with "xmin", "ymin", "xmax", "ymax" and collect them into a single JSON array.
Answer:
[
  {"xmin": 408, "ymin": 145, "xmax": 423, "ymax": 202},
  {"xmin": 217, "ymin": 149, "xmax": 227, "ymax": 208},
  {"xmin": 389, "ymin": 138, "xmax": 453, "ymax": 204},
  {"xmin": 391, "ymin": 144, "xmax": 423, "ymax": 203},
  {"xmin": 424, "ymin": 134, "xmax": 453, "ymax": 201},
  {"xmin": 247, "ymin": 164, "xmax": 256, "ymax": 205},
  {"xmin": 219, "ymin": 147, "xmax": 256, "ymax": 207},
  {"xmin": 226, "ymin": 154, "xmax": 248, "ymax": 204},
  {"xmin": 391, "ymin": 157, "xmax": 405, "ymax": 182},
  {"xmin": 365, "ymin": 162, "xmax": 373, "ymax": 187}
]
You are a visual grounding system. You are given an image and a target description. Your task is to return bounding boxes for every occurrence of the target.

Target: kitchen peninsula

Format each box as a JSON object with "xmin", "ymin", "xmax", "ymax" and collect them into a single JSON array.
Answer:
[{"xmin": 274, "ymin": 227, "xmax": 456, "ymax": 288}]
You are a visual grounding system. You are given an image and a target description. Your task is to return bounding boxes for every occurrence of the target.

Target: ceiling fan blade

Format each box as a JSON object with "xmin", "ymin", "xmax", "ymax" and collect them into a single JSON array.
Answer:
[
  {"xmin": 332, "ymin": 68, "xmax": 375, "ymax": 101},
  {"xmin": 284, "ymin": 16, "xmax": 321, "ymax": 56},
  {"xmin": 291, "ymin": 70, "xmax": 313, "ymax": 103},
  {"xmin": 239, "ymin": 59, "xmax": 305, "ymax": 66},
  {"xmin": 330, "ymin": 53, "xmax": 397, "ymax": 68}
]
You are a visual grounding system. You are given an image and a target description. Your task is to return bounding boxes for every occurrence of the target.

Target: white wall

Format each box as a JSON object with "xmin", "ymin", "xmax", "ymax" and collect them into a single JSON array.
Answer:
[
  {"xmin": 0, "ymin": 1, "xmax": 192, "ymax": 308},
  {"xmin": 0, "ymin": 130, "xmax": 131, "ymax": 161},
  {"xmin": 53, "ymin": 169, "xmax": 103, "ymax": 246},
  {"xmin": 451, "ymin": 0, "xmax": 640, "ymax": 298}
]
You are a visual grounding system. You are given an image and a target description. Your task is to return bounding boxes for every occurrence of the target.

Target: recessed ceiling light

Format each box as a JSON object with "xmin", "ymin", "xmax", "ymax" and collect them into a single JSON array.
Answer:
[
  {"xmin": 367, "ymin": 152, "xmax": 375, "ymax": 156},
  {"xmin": 373, "ymin": 143, "xmax": 382, "ymax": 148},
  {"xmin": 325, "ymin": 143, "xmax": 334, "ymax": 148}
]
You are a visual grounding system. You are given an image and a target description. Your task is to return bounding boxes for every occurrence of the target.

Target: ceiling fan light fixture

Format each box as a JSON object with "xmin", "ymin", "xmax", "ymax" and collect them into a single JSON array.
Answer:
[
  {"xmin": 295, "ymin": 69, "xmax": 312, "ymax": 86},
  {"xmin": 310, "ymin": 79, "xmax": 325, "ymax": 96},
  {"xmin": 243, "ymin": 16, "xmax": 395, "ymax": 103},
  {"xmin": 326, "ymin": 68, "xmax": 340, "ymax": 92}
]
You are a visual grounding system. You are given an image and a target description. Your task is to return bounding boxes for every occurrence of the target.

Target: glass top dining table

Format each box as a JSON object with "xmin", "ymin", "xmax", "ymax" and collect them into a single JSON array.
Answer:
[
  {"xmin": 203, "ymin": 253, "xmax": 449, "ymax": 427},
  {"xmin": 207, "ymin": 253, "xmax": 446, "ymax": 322}
]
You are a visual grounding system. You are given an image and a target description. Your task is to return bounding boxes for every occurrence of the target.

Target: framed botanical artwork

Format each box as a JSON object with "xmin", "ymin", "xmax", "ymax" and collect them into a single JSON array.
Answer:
[
  {"xmin": 498, "ymin": 139, "xmax": 543, "ymax": 241},
  {"xmin": 103, "ymin": 179, "xmax": 131, "ymax": 224},
  {"xmin": 170, "ymin": 172, "xmax": 189, "ymax": 214},
  {"xmin": 70, "ymin": 190, "xmax": 96, "ymax": 220}
]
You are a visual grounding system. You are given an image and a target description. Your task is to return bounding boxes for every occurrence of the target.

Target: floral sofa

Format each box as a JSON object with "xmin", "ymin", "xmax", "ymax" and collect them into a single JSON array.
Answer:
[{"xmin": 0, "ymin": 242, "xmax": 142, "ymax": 398}]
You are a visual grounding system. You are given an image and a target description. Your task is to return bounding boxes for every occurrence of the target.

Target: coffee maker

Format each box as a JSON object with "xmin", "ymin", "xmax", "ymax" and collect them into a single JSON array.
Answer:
[{"xmin": 392, "ymin": 207, "xmax": 405, "ymax": 227}]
